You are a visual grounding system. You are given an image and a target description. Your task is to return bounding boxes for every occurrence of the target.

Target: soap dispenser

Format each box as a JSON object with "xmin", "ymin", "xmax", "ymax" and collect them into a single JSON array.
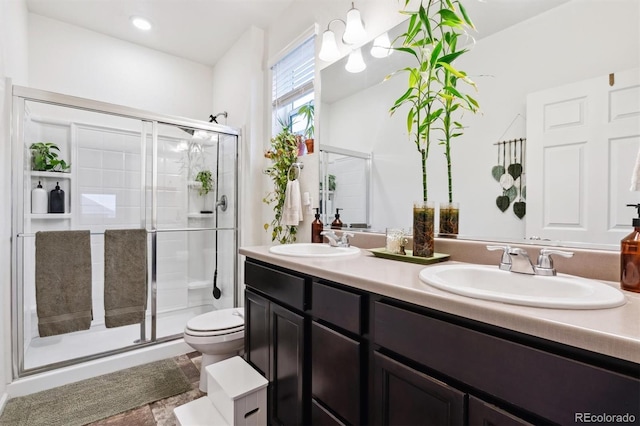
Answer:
[
  {"xmin": 31, "ymin": 181, "xmax": 48, "ymax": 214},
  {"xmin": 331, "ymin": 208, "xmax": 343, "ymax": 230},
  {"xmin": 49, "ymin": 182, "xmax": 65, "ymax": 213},
  {"xmin": 312, "ymin": 208, "xmax": 323, "ymax": 243},
  {"xmin": 621, "ymin": 203, "xmax": 640, "ymax": 293}
]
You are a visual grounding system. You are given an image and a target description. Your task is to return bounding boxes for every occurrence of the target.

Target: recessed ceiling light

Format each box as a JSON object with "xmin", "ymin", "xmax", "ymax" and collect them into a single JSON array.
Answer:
[{"xmin": 131, "ymin": 16, "xmax": 152, "ymax": 31}]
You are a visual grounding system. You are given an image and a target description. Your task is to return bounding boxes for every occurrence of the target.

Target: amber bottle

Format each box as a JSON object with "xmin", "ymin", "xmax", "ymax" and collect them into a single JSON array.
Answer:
[
  {"xmin": 621, "ymin": 203, "xmax": 640, "ymax": 293},
  {"xmin": 312, "ymin": 208, "xmax": 323, "ymax": 243}
]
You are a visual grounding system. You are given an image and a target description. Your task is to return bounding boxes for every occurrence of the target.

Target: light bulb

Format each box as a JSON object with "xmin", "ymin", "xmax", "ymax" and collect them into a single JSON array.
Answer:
[
  {"xmin": 130, "ymin": 16, "xmax": 152, "ymax": 31},
  {"xmin": 319, "ymin": 29, "xmax": 340, "ymax": 62},
  {"xmin": 370, "ymin": 32, "xmax": 393, "ymax": 58},
  {"xmin": 343, "ymin": 4, "xmax": 366, "ymax": 45},
  {"xmin": 345, "ymin": 48, "xmax": 366, "ymax": 73}
]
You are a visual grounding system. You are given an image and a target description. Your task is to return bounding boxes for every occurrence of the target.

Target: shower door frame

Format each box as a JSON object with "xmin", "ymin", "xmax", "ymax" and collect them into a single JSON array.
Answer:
[{"xmin": 10, "ymin": 84, "xmax": 240, "ymax": 378}]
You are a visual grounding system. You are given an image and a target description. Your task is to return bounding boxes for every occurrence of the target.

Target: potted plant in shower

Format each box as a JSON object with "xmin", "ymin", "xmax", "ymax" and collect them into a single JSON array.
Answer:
[
  {"xmin": 388, "ymin": 0, "xmax": 477, "ymax": 255},
  {"xmin": 195, "ymin": 169, "xmax": 214, "ymax": 213},
  {"xmin": 264, "ymin": 119, "xmax": 299, "ymax": 244},
  {"xmin": 30, "ymin": 142, "xmax": 71, "ymax": 172}
]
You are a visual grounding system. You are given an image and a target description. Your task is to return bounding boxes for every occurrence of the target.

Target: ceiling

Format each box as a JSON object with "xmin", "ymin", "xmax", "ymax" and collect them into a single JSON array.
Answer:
[
  {"xmin": 26, "ymin": 0, "xmax": 569, "ymax": 69},
  {"xmin": 26, "ymin": 0, "xmax": 296, "ymax": 67}
]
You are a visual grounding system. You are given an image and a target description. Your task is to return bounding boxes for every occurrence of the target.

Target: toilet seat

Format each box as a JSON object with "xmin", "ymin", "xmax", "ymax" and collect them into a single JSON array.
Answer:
[{"xmin": 185, "ymin": 308, "xmax": 244, "ymax": 337}]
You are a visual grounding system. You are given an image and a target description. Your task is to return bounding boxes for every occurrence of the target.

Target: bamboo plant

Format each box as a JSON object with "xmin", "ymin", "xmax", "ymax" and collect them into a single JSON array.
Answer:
[
  {"xmin": 389, "ymin": 0, "xmax": 478, "ymax": 203},
  {"xmin": 263, "ymin": 119, "xmax": 299, "ymax": 244}
]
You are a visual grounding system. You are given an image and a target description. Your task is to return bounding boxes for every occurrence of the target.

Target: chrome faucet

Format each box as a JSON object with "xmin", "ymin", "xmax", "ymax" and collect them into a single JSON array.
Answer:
[
  {"xmin": 321, "ymin": 230, "xmax": 354, "ymax": 248},
  {"xmin": 487, "ymin": 245, "xmax": 573, "ymax": 275}
]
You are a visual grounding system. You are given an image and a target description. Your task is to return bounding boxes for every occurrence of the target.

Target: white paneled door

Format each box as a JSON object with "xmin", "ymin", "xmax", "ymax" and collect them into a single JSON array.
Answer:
[{"xmin": 527, "ymin": 68, "xmax": 640, "ymax": 245}]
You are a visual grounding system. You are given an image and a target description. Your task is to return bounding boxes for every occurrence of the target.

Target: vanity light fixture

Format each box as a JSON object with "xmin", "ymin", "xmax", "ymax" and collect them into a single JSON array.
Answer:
[
  {"xmin": 130, "ymin": 16, "xmax": 152, "ymax": 31},
  {"xmin": 370, "ymin": 32, "xmax": 393, "ymax": 58},
  {"xmin": 318, "ymin": 2, "xmax": 366, "ymax": 63},
  {"xmin": 345, "ymin": 48, "xmax": 366, "ymax": 73},
  {"xmin": 319, "ymin": 23, "xmax": 341, "ymax": 62},
  {"xmin": 342, "ymin": 3, "xmax": 367, "ymax": 45}
]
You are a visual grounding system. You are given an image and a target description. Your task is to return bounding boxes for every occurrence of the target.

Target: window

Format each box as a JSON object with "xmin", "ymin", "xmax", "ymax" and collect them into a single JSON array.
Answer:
[{"xmin": 271, "ymin": 35, "xmax": 315, "ymax": 136}]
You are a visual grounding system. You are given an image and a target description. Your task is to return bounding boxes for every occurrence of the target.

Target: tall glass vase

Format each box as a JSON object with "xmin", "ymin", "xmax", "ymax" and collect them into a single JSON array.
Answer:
[
  {"xmin": 413, "ymin": 201, "xmax": 435, "ymax": 257},
  {"xmin": 439, "ymin": 202, "xmax": 459, "ymax": 236}
]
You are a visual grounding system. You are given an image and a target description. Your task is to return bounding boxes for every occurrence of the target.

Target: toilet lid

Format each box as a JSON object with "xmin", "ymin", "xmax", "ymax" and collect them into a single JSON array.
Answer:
[{"xmin": 186, "ymin": 308, "xmax": 244, "ymax": 333}]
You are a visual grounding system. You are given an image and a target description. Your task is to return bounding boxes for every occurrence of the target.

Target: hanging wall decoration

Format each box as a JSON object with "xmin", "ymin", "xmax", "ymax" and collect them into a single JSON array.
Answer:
[{"xmin": 492, "ymin": 138, "xmax": 526, "ymax": 218}]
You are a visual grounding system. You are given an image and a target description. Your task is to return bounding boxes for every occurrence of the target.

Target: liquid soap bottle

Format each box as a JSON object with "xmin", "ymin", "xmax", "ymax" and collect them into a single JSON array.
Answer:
[
  {"xmin": 331, "ymin": 208, "xmax": 343, "ymax": 230},
  {"xmin": 621, "ymin": 203, "xmax": 640, "ymax": 293},
  {"xmin": 312, "ymin": 208, "xmax": 323, "ymax": 243},
  {"xmin": 31, "ymin": 181, "xmax": 48, "ymax": 214},
  {"xmin": 49, "ymin": 182, "xmax": 65, "ymax": 214}
]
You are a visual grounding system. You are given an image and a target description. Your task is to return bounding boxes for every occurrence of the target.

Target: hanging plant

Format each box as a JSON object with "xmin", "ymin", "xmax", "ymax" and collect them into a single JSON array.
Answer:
[
  {"xmin": 263, "ymin": 119, "xmax": 299, "ymax": 244},
  {"xmin": 195, "ymin": 170, "xmax": 213, "ymax": 196}
]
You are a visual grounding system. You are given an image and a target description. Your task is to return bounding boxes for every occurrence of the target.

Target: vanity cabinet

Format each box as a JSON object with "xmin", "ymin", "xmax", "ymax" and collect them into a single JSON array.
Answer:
[
  {"xmin": 244, "ymin": 259, "xmax": 367, "ymax": 426},
  {"xmin": 244, "ymin": 260, "xmax": 308, "ymax": 426},
  {"xmin": 373, "ymin": 300, "xmax": 639, "ymax": 425},
  {"xmin": 244, "ymin": 258, "xmax": 639, "ymax": 426}
]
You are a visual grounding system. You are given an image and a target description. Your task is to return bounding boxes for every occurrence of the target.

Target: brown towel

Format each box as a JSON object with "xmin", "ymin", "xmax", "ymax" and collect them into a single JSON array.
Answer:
[
  {"xmin": 35, "ymin": 230, "xmax": 92, "ymax": 337},
  {"xmin": 104, "ymin": 229, "xmax": 148, "ymax": 328}
]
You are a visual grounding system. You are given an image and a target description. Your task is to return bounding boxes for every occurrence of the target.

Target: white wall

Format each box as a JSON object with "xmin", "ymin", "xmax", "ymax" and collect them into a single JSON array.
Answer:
[
  {"xmin": 28, "ymin": 14, "xmax": 214, "ymax": 120},
  {"xmin": 211, "ymin": 26, "xmax": 266, "ymax": 250},
  {"xmin": 0, "ymin": 0, "xmax": 30, "ymax": 406},
  {"xmin": 322, "ymin": 0, "xmax": 640, "ymax": 238}
]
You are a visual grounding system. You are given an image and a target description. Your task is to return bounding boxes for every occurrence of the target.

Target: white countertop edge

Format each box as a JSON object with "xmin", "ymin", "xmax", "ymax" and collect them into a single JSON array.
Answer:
[{"xmin": 239, "ymin": 246, "xmax": 640, "ymax": 364}]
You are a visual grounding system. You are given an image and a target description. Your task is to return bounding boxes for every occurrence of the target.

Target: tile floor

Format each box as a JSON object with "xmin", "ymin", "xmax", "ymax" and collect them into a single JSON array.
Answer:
[{"xmin": 88, "ymin": 351, "xmax": 205, "ymax": 426}]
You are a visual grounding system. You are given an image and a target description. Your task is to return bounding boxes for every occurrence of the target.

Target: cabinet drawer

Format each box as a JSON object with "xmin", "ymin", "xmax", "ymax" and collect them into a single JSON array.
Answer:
[
  {"xmin": 312, "ymin": 399, "xmax": 346, "ymax": 426},
  {"xmin": 374, "ymin": 301, "xmax": 640, "ymax": 425},
  {"xmin": 245, "ymin": 260, "xmax": 306, "ymax": 311},
  {"xmin": 312, "ymin": 281, "xmax": 362, "ymax": 334},
  {"xmin": 468, "ymin": 396, "xmax": 533, "ymax": 426},
  {"xmin": 311, "ymin": 321, "xmax": 361, "ymax": 425}
]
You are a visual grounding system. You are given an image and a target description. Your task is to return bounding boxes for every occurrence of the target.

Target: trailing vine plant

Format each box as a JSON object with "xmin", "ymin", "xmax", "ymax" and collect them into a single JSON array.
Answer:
[
  {"xmin": 388, "ymin": 0, "xmax": 478, "ymax": 203},
  {"xmin": 263, "ymin": 119, "xmax": 299, "ymax": 244}
]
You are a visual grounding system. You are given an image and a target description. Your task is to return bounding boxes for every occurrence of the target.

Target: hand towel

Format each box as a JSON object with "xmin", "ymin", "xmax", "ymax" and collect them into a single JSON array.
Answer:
[
  {"xmin": 631, "ymin": 146, "xmax": 640, "ymax": 191},
  {"xmin": 35, "ymin": 230, "xmax": 92, "ymax": 337},
  {"xmin": 104, "ymin": 229, "xmax": 148, "ymax": 328},
  {"xmin": 282, "ymin": 179, "xmax": 302, "ymax": 225}
]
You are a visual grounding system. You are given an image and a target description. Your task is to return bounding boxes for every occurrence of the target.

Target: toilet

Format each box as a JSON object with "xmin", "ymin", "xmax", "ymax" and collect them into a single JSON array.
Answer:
[{"xmin": 183, "ymin": 308, "xmax": 245, "ymax": 392}]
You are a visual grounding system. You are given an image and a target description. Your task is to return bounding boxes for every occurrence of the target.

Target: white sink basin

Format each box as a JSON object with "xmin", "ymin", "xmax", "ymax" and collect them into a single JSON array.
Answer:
[
  {"xmin": 269, "ymin": 243, "xmax": 360, "ymax": 258},
  {"xmin": 419, "ymin": 264, "xmax": 626, "ymax": 309}
]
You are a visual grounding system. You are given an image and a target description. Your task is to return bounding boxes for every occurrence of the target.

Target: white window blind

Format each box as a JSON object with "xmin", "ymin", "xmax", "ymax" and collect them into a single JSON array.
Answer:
[{"xmin": 271, "ymin": 36, "xmax": 315, "ymax": 108}]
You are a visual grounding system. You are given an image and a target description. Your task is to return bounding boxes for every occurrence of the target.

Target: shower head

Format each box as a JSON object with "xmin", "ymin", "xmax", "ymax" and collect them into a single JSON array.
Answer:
[{"xmin": 210, "ymin": 111, "xmax": 228, "ymax": 124}]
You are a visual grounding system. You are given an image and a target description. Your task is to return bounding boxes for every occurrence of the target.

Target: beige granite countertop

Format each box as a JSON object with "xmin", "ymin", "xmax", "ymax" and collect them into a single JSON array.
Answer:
[{"xmin": 239, "ymin": 245, "xmax": 640, "ymax": 364}]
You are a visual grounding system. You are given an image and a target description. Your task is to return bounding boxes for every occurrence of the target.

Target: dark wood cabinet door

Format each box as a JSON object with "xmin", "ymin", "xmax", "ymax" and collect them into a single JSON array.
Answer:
[
  {"xmin": 271, "ymin": 302, "xmax": 306, "ymax": 426},
  {"xmin": 373, "ymin": 351, "xmax": 465, "ymax": 426},
  {"xmin": 312, "ymin": 399, "xmax": 346, "ymax": 426},
  {"xmin": 468, "ymin": 396, "xmax": 533, "ymax": 426},
  {"xmin": 311, "ymin": 321, "xmax": 362, "ymax": 425},
  {"xmin": 245, "ymin": 289, "xmax": 270, "ymax": 379}
]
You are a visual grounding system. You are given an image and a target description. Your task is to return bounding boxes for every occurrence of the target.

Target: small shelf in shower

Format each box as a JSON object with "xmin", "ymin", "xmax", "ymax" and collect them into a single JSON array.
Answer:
[
  {"xmin": 30, "ymin": 213, "xmax": 72, "ymax": 220},
  {"xmin": 187, "ymin": 213, "xmax": 215, "ymax": 219},
  {"xmin": 188, "ymin": 280, "xmax": 212, "ymax": 290}
]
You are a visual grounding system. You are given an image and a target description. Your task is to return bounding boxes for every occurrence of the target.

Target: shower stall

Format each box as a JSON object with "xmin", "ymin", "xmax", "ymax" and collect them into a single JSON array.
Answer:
[{"xmin": 10, "ymin": 85, "xmax": 239, "ymax": 378}]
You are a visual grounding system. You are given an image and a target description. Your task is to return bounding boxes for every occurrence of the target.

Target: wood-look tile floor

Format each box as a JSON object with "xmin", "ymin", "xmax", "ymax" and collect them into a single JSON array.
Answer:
[{"xmin": 87, "ymin": 351, "xmax": 205, "ymax": 426}]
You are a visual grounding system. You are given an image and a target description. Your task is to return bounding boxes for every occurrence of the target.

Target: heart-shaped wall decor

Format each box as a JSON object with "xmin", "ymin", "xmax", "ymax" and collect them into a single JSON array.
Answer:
[
  {"xmin": 496, "ymin": 195, "xmax": 510, "ymax": 212},
  {"xmin": 513, "ymin": 201, "xmax": 526, "ymax": 219}
]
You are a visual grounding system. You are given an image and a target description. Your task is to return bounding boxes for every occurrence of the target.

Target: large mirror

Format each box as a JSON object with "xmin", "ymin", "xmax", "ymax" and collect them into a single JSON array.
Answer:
[{"xmin": 319, "ymin": 0, "xmax": 640, "ymax": 250}]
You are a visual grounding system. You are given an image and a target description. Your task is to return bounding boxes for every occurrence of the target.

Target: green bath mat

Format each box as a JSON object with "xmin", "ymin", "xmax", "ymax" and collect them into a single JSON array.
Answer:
[{"xmin": 0, "ymin": 358, "xmax": 192, "ymax": 426}]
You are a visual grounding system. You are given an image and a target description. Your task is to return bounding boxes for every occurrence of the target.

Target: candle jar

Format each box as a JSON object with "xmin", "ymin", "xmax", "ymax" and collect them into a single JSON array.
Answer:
[{"xmin": 386, "ymin": 228, "xmax": 408, "ymax": 255}]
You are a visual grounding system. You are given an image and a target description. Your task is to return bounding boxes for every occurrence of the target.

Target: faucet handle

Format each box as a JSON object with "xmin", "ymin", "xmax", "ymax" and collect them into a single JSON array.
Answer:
[
  {"xmin": 537, "ymin": 249, "xmax": 574, "ymax": 271},
  {"xmin": 487, "ymin": 245, "xmax": 512, "ymax": 271},
  {"xmin": 339, "ymin": 232, "xmax": 354, "ymax": 246},
  {"xmin": 320, "ymin": 230, "xmax": 339, "ymax": 246}
]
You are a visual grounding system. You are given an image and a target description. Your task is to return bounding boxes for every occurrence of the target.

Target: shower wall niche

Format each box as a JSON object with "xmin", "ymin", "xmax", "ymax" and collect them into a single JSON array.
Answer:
[{"xmin": 12, "ymin": 86, "xmax": 239, "ymax": 377}]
